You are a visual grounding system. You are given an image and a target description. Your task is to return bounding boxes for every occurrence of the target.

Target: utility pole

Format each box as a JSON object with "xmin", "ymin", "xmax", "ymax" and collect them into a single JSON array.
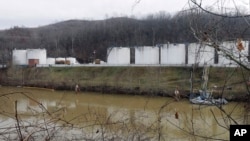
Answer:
[
  {"xmin": 93, "ymin": 50, "xmax": 96, "ymax": 63},
  {"xmin": 71, "ymin": 37, "xmax": 74, "ymax": 56}
]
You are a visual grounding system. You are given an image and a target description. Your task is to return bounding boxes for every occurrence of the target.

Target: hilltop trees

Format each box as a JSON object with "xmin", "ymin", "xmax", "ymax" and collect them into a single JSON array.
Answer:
[
  {"xmin": 1, "ymin": 4, "xmax": 250, "ymax": 64},
  {"xmin": 187, "ymin": 0, "xmax": 250, "ymax": 69}
]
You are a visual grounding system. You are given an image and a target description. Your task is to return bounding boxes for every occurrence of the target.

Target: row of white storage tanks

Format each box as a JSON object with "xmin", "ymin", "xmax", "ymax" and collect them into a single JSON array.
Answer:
[
  {"xmin": 12, "ymin": 49, "xmax": 79, "ymax": 65},
  {"xmin": 107, "ymin": 41, "xmax": 250, "ymax": 66}
]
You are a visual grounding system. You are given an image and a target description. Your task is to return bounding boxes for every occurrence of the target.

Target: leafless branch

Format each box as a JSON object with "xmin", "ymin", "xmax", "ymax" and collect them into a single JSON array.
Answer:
[
  {"xmin": 14, "ymin": 100, "xmax": 23, "ymax": 141},
  {"xmin": 189, "ymin": 0, "xmax": 250, "ymax": 18}
]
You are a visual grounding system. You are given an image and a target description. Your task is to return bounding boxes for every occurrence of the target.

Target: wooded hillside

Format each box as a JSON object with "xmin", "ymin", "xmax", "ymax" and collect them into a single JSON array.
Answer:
[{"xmin": 0, "ymin": 11, "xmax": 249, "ymax": 64}]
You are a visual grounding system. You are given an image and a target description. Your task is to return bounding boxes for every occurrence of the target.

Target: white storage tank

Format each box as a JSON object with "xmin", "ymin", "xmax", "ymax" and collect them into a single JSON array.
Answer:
[
  {"xmin": 188, "ymin": 43, "xmax": 214, "ymax": 65},
  {"xmin": 107, "ymin": 47, "xmax": 130, "ymax": 64},
  {"xmin": 46, "ymin": 58, "xmax": 56, "ymax": 65},
  {"xmin": 66, "ymin": 57, "xmax": 78, "ymax": 65},
  {"xmin": 56, "ymin": 57, "xmax": 65, "ymax": 61},
  {"xmin": 27, "ymin": 49, "xmax": 47, "ymax": 65},
  {"xmin": 55, "ymin": 57, "xmax": 66, "ymax": 64},
  {"xmin": 161, "ymin": 43, "xmax": 186, "ymax": 65},
  {"xmin": 218, "ymin": 41, "xmax": 236, "ymax": 65},
  {"xmin": 219, "ymin": 40, "xmax": 249, "ymax": 66},
  {"xmin": 240, "ymin": 40, "xmax": 249, "ymax": 64},
  {"xmin": 12, "ymin": 49, "xmax": 27, "ymax": 65},
  {"xmin": 135, "ymin": 46, "xmax": 159, "ymax": 64}
]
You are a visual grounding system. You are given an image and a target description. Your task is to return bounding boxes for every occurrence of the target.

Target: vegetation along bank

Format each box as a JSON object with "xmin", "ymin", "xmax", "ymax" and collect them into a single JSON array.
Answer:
[{"xmin": 0, "ymin": 66, "xmax": 249, "ymax": 102}]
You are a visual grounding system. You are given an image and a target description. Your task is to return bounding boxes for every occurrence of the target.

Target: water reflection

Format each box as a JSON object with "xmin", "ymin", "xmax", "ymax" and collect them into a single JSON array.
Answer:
[{"xmin": 0, "ymin": 87, "xmax": 248, "ymax": 140}]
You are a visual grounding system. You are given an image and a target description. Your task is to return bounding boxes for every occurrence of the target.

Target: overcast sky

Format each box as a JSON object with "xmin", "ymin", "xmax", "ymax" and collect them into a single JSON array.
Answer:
[
  {"xmin": 0, "ymin": 0, "xmax": 192, "ymax": 29},
  {"xmin": 0, "ymin": 0, "xmax": 249, "ymax": 30}
]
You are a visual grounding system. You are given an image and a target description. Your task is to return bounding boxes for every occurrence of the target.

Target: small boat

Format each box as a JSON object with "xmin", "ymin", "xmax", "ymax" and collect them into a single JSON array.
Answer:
[
  {"xmin": 189, "ymin": 91, "xmax": 228, "ymax": 105},
  {"xmin": 189, "ymin": 64, "xmax": 228, "ymax": 105}
]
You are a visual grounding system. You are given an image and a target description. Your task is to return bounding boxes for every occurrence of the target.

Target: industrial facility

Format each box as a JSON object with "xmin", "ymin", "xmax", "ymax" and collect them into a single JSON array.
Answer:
[
  {"xmin": 107, "ymin": 40, "xmax": 250, "ymax": 67},
  {"xmin": 11, "ymin": 40, "xmax": 249, "ymax": 67},
  {"xmin": 13, "ymin": 49, "xmax": 47, "ymax": 67},
  {"xmin": 12, "ymin": 49, "xmax": 79, "ymax": 67}
]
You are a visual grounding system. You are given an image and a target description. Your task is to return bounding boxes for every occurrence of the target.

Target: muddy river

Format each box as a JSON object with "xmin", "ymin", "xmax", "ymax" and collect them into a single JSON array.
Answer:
[{"xmin": 0, "ymin": 86, "xmax": 248, "ymax": 140}]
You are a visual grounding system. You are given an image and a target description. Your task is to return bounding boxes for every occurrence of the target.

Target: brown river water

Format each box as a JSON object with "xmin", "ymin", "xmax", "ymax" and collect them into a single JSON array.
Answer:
[{"xmin": 0, "ymin": 86, "xmax": 249, "ymax": 141}]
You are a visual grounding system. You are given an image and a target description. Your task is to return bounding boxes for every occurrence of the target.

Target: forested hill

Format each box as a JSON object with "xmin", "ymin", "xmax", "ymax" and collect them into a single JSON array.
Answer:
[{"xmin": 0, "ymin": 11, "xmax": 250, "ymax": 63}]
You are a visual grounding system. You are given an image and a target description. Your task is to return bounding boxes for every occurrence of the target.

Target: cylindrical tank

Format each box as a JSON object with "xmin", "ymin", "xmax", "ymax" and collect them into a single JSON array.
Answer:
[
  {"xmin": 55, "ymin": 57, "xmax": 66, "ymax": 64},
  {"xmin": 107, "ymin": 47, "xmax": 130, "ymax": 64},
  {"xmin": 135, "ymin": 46, "xmax": 159, "ymax": 64},
  {"xmin": 188, "ymin": 43, "xmax": 214, "ymax": 65},
  {"xmin": 47, "ymin": 58, "xmax": 56, "ymax": 65},
  {"xmin": 161, "ymin": 43, "xmax": 186, "ymax": 65},
  {"xmin": 218, "ymin": 41, "xmax": 249, "ymax": 66},
  {"xmin": 27, "ymin": 49, "xmax": 47, "ymax": 65},
  {"xmin": 66, "ymin": 57, "xmax": 78, "ymax": 64},
  {"xmin": 12, "ymin": 49, "xmax": 27, "ymax": 65}
]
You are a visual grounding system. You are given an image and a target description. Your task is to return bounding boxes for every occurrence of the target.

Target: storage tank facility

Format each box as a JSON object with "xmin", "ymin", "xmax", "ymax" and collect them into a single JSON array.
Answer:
[
  {"xmin": 27, "ymin": 49, "xmax": 47, "ymax": 66},
  {"xmin": 12, "ymin": 49, "xmax": 27, "ymax": 65},
  {"xmin": 46, "ymin": 58, "xmax": 56, "ymax": 65},
  {"xmin": 188, "ymin": 43, "xmax": 214, "ymax": 65},
  {"xmin": 107, "ymin": 47, "xmax": 130, "ymax": 64},
  {"xmin": 135, "ymin": 46, "xmax": 159, "ymax": 64},
  {"xmin": 161, "ymin": 43, "xmax": 186, "ymax": 65},
  {"xmin": 219, "ymin": 40, "xmax": 249, "ymax": 66}
]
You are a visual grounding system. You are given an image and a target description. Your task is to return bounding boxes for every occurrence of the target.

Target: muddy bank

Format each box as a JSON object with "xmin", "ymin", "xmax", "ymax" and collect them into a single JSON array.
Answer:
[
  {"xmin": 1, "ymin": 80, "xmax": 180, "ymax": 97},
  {"xmin": 0, "ymin": 66, "xmax": 249, "ymax": 102},
  {"xmin": 2, "ymin": 81, "xmax": 248, "ymax": 102}
]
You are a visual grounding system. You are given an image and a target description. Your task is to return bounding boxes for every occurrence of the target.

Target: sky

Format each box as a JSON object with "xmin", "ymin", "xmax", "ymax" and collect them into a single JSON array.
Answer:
[
  {"xmin": 0, "ymin": 0, "xmax": 250, "ymax": 30},
  {"xmin": 0, "ymin": 0, "xmax": 191, "ymax": 30}
]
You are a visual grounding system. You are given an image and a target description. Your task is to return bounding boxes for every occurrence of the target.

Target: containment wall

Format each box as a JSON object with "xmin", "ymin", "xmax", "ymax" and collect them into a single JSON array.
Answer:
[{"xmin": 135, "ymin": 46, "xmax": 159, "ymax": 64}]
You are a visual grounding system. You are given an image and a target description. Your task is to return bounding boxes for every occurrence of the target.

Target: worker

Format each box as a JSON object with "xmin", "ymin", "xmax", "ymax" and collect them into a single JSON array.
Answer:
[
  {"xmin": 75, "ymin": 84, "xmax": 80, "ymax": 94},
  {"xmin": 174, "ymin": 87, "xmax": 180, "ymax": 101}
]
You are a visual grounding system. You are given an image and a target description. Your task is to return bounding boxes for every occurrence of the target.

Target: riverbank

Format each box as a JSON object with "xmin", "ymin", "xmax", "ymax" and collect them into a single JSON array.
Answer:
[{"xmin": 0, "ymin": 66, "xmax": 249, "ymax": 101}]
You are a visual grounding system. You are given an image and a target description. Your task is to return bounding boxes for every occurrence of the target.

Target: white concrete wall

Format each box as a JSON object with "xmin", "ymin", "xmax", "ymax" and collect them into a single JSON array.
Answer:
[
  {"xmin": 27, "ymin": 49, "xmax": 47, "ymax": 64},
  {"xmin": 107, "ymin": 47, "xmax": 130, "ymax": 64},
  {"xmin": 161, "ymin": 44, "xmax": 186, "ymax": 64},
  {"xmin": 135, "ymin": 46, "xmax": 159, "ymax": 64},
  {"xmin": 188, "ymin": 43, "xmax": 214, "ymax": 65},
  {"xmin": 12, "ymin": 49, "xmax": 27, "ymax": 65}
]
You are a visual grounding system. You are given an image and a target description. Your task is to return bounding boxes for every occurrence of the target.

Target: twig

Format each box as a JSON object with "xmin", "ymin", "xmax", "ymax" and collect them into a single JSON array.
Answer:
[
  {"xmin": 210, "ymin": 109, "xmax": 228, "ymax": 130},
  {"xmin": 190, "ymin": 0, "xmax": 250, "ymax": 19},
  {"xmin": 15, "ymin": 100, "xmax": 23, "ymax": 141}
]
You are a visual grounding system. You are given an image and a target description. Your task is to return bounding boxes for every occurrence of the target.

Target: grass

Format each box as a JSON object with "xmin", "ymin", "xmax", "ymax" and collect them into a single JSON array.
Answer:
[{"xmin": 2, "ymin": 66, "xmax": 250, "ymax": 100}]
